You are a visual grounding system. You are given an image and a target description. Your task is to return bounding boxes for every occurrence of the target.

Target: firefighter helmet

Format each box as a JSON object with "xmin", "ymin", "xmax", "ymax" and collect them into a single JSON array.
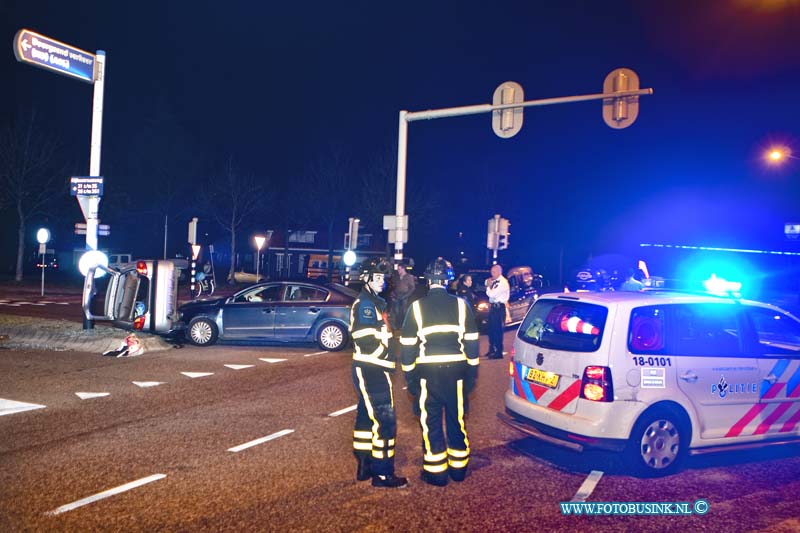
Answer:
[
  {"xmin": 424, "ymin": 257, "xmax": 455, "ymax": 284},
  {"xmin": 359, "ymin": 258, "xmax": 391, "ymax": 282}
]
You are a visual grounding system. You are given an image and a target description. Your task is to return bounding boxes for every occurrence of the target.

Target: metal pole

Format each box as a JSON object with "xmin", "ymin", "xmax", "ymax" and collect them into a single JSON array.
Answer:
[
  {"xmin": 492, "ymin": 214, "xmax": 500, "ymax": 265},
  {"xmin": 84, "ymin": 50, "xmax": 105, "ymax": 330},
  {"xmin": 394, "ymin": 110, "xmax": 408, "ymax": 263},
  {"xmin": 256, "ymin": 252, "xmax": 260, "ymax": 282},
  {"xmin": 40, "ymin": 252, "xmax": 45, "ymax": 296},
  {"xmin": 163, "ymin": 214, "xmax": 168, "ymax": 259}
]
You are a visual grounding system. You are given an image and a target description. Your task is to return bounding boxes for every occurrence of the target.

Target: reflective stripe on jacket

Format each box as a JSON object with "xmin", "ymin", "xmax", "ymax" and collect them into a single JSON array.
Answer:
[
  {"xmin": 400, "ymin": 287, "xmax": 479, "ymax": 372},
  {"xmin": 350, "ymin": 289, "xmax": 395, "ymax": 369}
]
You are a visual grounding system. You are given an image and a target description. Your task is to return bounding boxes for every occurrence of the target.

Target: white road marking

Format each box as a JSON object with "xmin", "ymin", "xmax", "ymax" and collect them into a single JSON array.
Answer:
[
  {"xmin": 0, "ymin": 398, "xmax": 46, "ymax": 416},
  {"xmin": 75, "ymin": 392, "xmax": 110, "ymax": 400},
  {"xmin": 55, "ymin": 302, "xmax": 71, "ymax": 305},
  {"xmin": 47, "ymin": 474, "xmax": 166, "ymax": 515},
  {"xmin": 28, "ymin": 303, "xmax": 46, "ymax": 306},
  {"xmin": 224, "ymin": 364, "xmax": 254, "ymax": 370},
  {"xmin": 181, "ymin": 372, "xmax": 214, "ymax": 378},
  {"xmin": 132, "ymin": 381, "xmax": 165, "ymax": 388},
  {"xmin": 571, "ymin": 470, "xmax": 604, "ymax": 502},
  {"xmin": 259, "ymin": 358, "xmax": 287, "ymax": 364},
  {"xmin": 0, "ymin": 303, "xmax": 20, "ymax": 306},
  {"xmin": 303, "ymin": 351, "xmax": 327, "ymax": 357},
  {"xmin": 228, "ymin": 429, "xmax": 295, "ymax": 452},
  {"xmin": 328, "ymin": 405, "xmax": 357, "ymax": 417}
]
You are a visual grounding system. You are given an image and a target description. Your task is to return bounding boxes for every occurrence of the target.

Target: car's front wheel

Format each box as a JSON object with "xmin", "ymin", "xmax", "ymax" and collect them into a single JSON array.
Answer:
[
  {"xmin": 627, "ymin": 407, "xmax": 688, "ymax": 477},
  {"xmin": 187, "ymin": 317, "xmax": 219, "ymax": 347},
  {"xmin": 317, "ymin": 322, "xmax": 348, "ymax": 351}
]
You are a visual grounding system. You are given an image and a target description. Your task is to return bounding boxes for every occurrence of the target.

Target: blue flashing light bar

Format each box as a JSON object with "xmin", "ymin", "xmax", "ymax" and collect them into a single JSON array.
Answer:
[{"xmin": 639, "ymin": 243, "xmax": 800, "ymax": 257}]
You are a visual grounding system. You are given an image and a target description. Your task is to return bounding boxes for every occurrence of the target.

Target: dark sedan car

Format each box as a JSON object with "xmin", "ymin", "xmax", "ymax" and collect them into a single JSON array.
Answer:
[{"xmin": 179, "ymin": 281, "xmax": 357, "ymax": 350}]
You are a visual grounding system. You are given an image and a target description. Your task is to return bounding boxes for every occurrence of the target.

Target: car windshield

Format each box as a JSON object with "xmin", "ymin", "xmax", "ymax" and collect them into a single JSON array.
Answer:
[
  {"xmin": 329, "ymin": 283, "xmax": 358, "ymax": 298},
  {"xmin": 518, "ymin": 298, "xmax": 608, "ymax": 352}
]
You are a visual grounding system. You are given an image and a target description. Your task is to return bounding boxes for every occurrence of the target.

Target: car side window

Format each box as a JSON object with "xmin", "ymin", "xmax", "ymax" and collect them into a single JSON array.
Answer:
[
  {"xmin": 238, "ymin": 285, "xmax": 283, "ymax": 303},
  {"xmin": 746, "ymin": 307, "xmax": 800, "ymax": 355},
  {"xmin": 670, "ymin": 304, "xmax": 743, "ymax": 357},
  {"xmin": 628, "ymin": 306, "xmax": 665, "ymax": 354},
  {"xmin": 286, "ymin": 286, "xmax": 328, "ymax": 302}
]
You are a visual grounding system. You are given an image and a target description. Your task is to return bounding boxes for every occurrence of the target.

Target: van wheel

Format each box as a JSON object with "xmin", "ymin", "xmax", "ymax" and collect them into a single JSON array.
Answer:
[
  {"xmin": 187, "ymin": 317, "xmax": 218, "ymax": 346},
  {"xmin": 317, "ymin": 323, "xmax": 347, "ymax": 351},
  {"xmin": 627, "ymin": 407, "xmax": 687, "ymax": 477}
]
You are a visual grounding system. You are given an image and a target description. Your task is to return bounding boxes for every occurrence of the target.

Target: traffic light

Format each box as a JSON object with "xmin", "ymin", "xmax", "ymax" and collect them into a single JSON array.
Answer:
[
  {"xmin": 498, "ymin": 233, "xmax": 509, "ymax": 250},
  {"xmin": 498, "ymin": 218, "xmax": 510, "ymax": 236}
]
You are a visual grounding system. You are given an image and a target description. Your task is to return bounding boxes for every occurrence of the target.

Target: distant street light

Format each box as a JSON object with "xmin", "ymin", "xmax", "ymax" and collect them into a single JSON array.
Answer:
[
  {"xmin": 254, "ymin": 235, "xmax": 266, "ymax": 282},
  {"xmin": 766, "ymin": 146, "xmax": 799, "ymax": 163},
  {"xmin": 36, "ymin": 228, "xmax": 50, "ymax": 296}
]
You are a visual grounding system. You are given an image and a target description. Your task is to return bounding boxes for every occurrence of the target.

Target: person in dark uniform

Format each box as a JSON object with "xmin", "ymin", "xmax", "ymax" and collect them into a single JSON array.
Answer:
[
  {"xmin": 350, "ymin": 258, "xmax": 408, "ymax": 488},
  {"xmin": 400, "ymin": 257, "xmax": 480, "ymax": 486},
  {"xmin": 454, "ymin": 273, "xmax": 477, "ymax": 306}
]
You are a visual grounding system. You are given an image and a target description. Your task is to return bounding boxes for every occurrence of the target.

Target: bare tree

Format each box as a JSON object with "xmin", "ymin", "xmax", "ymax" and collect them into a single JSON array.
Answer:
[
  {"xmin": 203, "ymin": 157, "xmax": 264, "ymax": 283},
  {"xmin": 304, "ymin": 143, "xmax": 356, "ymax": 278},
  {"xmin": 359, "ymin": 141, "xmax": 440, "ymax": 258},
  {"xmin": 0, "ymin": 109, "xmax": 63, "ymax": 281}
]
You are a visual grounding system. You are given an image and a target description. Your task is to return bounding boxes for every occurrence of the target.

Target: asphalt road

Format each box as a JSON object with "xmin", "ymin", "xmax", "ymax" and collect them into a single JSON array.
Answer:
[{"xmin": 1, "ymin": 286, "xmax": 800, "ymax": 531}]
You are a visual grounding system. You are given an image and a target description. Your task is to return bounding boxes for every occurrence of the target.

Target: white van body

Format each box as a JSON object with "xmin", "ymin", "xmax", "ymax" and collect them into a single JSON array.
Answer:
[{"xmin": 501, "ymin": 290, "xmax": 800, "ymax": 475}]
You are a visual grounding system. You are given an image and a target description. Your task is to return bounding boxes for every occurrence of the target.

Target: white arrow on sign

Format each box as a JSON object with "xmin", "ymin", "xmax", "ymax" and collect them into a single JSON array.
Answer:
[{"xmin": 21, "ymin": 39, "xmax": 30, "ymax": 52}]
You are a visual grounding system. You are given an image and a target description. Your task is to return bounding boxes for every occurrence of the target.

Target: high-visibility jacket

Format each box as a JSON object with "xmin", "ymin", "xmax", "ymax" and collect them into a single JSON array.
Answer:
[
  {"xmin": 400, "ymin": 287, "xmax": 480, "ymax": 371},
  {"xmin": 350, "ymin": 289, "xmax": 394, "ymax": 370}
]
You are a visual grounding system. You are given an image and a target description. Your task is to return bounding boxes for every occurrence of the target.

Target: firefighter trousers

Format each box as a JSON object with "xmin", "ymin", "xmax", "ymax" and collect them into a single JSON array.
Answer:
[
  {"xmin": 352, "ymin": 364, "xmax": 397, "ymax": 477},
  {"xmin": 415, "ymin": 368, "xmax": 470, "ymax": 482}
]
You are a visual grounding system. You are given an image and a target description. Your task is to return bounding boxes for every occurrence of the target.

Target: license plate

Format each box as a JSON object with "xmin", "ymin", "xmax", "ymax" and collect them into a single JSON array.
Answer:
[{"xmin": 526, "ymin": 368, "xmax": 559, "ymax": 388}]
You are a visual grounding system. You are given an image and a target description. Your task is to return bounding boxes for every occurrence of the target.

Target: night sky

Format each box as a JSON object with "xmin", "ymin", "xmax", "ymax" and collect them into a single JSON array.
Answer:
[{"xmin": 4, "ymin": 0, "xmax": 800, "ymax": 280}]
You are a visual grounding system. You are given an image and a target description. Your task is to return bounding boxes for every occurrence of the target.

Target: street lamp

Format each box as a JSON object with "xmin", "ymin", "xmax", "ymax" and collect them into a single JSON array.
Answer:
[
  {"xmin": 254, "ymin": 235, "xmax": 266, "ymax": 282},
  {"xmin": 766, "ymin": 146, "xmax": 799, "ymax": 163},
  {"xmin": 36, "ymin": 228, "xmax": 50, "ymax": 296}
]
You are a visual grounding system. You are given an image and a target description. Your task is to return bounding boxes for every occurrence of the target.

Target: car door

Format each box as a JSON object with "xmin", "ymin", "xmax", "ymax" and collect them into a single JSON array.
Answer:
[
  {"xmin": 274, "ymin": 284, "xmax": 329, "ymax": 340},
  {"xmin": 222, "ymin": 284, "xmax": 284, "ymax": 339},
  {"xmin": 671, "ymin": 303, "xmax": 765, "ymax": 440},
  {"xmin": 745, "ymin": 306, "xmax": 800, "ymax": 437}
]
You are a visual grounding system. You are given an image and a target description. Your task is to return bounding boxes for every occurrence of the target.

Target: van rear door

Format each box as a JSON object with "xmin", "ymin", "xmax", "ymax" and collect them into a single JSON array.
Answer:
[{"xmin": 513, "ymin": 296, "xmax": 611, "ymax": 414}]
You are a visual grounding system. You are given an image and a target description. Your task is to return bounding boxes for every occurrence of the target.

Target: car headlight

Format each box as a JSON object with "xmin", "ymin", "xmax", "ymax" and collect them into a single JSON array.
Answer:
[{"xmin": 476, "ymin": 302, "xmax": 490, "ymax": 312}]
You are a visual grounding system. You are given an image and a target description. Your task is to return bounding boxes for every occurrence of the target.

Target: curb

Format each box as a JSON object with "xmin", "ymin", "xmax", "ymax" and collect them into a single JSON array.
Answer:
[{"xmin": 0, "ymin": 316, "xmax": 174, "ymax": 354}]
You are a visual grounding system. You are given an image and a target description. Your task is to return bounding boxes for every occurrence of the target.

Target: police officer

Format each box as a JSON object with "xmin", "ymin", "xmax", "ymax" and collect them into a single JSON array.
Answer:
[
  {"xmin": 350, "ymin": 258, "xmax": 408, "ymax": 488},
  {"xmin": 485, "ymin": 264, "xmax": 510, "ymax": 359},
  {"xmin": 400, "ymin": 257, "xmax": 480, "ymax": 486}
]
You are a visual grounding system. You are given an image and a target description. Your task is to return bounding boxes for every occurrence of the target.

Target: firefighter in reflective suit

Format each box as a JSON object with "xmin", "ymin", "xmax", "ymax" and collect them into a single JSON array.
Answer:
[
  {"xmin": 400, "ymin": 257, "xmax": 480, "ymax": 486},
  {"xmin": 350, "ymin": 258, "xmax": 408, "ymax": 488}
]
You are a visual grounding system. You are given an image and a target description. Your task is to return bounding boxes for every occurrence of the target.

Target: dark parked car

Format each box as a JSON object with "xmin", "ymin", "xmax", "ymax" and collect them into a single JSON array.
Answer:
[
  {"xmin": 450, "ymin": 266, "xmax": 542, "ymax": 332},
  {"xmin": 179, "ymin": 281, "xmax": 357, "ymax": 350}
]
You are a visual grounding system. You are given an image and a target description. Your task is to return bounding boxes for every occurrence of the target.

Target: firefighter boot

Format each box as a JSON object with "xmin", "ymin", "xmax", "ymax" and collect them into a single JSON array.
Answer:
[
  {"xmin": 356, "ymin": 456, "xmax": 372, "ymax": 482},
  {"xmin": 372, "ymin": 474, "xmax": 408, "ymax": 488}
]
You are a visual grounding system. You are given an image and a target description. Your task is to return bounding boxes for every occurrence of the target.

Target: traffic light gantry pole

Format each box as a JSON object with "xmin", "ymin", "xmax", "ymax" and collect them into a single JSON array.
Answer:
[{"xmin": 390, "ymin": 69, "xmax": 653, "ymax": 263}]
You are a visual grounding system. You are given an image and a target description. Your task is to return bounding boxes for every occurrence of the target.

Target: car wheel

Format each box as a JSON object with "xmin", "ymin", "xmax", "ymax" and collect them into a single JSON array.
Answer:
[
  {"xmin": 317, "ymin": 322, "xmax": 348, "ymax": 351},
  {"xmin": 187, "ymin": 317, "xmax": 218, "ymax": 347},
  {"xmin": 627, "ymin": 407, "xmax": 687, "ymax": 477}
]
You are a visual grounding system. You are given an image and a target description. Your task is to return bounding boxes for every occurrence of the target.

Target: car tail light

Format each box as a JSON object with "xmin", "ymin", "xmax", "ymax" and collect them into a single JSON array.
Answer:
[
  {"xmin": 580, "ymin": 365, "xmax": 614, "ymax": 402},
  {"xmin": 136, "ymin": 261, "xmax": 148, "ymax": 276},
  {"xmin": 133, "ymin": 316, "xmax": 146, "ymax": 330},
  {"xmin": 508, "ymin": 361, "xmax": 515, "ymax": 376}
]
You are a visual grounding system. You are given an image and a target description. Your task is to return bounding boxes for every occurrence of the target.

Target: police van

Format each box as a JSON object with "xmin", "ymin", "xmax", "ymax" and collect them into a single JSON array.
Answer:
[{"xmin": 499, "ymin": 287, "xmax": 800, "ymax": 476}]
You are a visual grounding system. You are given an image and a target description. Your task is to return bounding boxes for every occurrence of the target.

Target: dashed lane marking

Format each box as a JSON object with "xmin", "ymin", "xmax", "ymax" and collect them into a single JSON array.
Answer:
[
  {"xmin": 303, "ymin": 351, "xmax": 328, "ymax": 357},
  {"xmin": 224, "ymin": 364, "xmax": 255, "ymax": 370},
  {"xmin": 132, "ymin": 381, "xmax": 166, "ymax": 388},
  {"xmin": 328, "ymin": 405, "xmax": 357, "ymax": 417},
  {"xmin": 47, "ymin": 474, "xmax": 167, "ymax": 515},
  {"xmin": 0, "ymin": 398, "xmax": 46, "ymax": 416},
  {"xmin": 181, "ymin": 372, "xmax": 214, "ymax": 379},
  {"xmin": 75, "ymin": 392, "xmax": 110, "ymax": 400},
  {"xmin": 227, "ymin": 429, "xmax": 295, "ymax": 453},
  {"xmin": 259, "ymin": 358, "xmax": 287, "ymax": 364},
  {"xmin": 571, "ymin": 470, "xmax": 604, "ymax": 502}
]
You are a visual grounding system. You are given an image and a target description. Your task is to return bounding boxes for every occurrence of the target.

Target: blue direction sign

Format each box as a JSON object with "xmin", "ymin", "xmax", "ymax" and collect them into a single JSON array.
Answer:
[
  {"xmin": 70, "ymin": 176, "xmax": 104, "ymax": 196},
  {"xmin": 14, "ymin": 29, "xmax": 95, "ymax": 83}
]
